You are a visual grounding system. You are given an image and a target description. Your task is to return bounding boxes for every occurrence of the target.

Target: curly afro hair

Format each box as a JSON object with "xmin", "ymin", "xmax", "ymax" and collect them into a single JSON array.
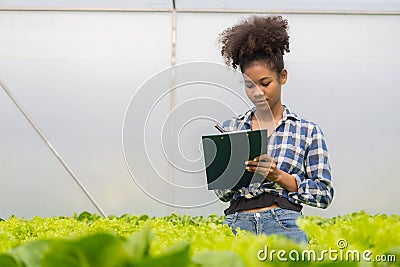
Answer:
[{"xmin": 219, "ymin": 15, "xmax": 290, "ymax": 74}]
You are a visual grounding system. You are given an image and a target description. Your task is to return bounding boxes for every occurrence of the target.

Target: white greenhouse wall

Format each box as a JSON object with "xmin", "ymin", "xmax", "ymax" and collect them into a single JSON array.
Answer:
[{"xmin": 0, "ymin": 8, "xmax": 399, "ymax": 218}]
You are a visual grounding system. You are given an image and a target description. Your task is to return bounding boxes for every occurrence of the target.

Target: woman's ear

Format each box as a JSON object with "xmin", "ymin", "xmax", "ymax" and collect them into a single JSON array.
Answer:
[{"xmin": 279, "ymin": 69, "xmax": 288, "ymax": 84}]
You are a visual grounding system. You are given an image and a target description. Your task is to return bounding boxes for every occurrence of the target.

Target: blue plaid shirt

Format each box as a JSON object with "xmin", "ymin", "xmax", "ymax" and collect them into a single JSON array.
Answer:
[{"xmin": 214, "ymin": 106, "xmax": 334, "ymax": 209}]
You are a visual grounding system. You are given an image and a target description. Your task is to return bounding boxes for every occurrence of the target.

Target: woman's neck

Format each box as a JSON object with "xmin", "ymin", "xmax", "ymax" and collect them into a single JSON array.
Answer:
[{"xmin": 254, "ymin": 104, "xmax": 284, "ymax": 127}]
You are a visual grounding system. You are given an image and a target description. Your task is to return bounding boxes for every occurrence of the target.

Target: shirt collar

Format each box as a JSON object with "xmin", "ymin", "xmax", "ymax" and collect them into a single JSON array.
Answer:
[
  {"xmin": 234, "ymin": 105, "xmax": 299, "ymax": 129},
  {"xmin": 281, "ymin": 105, "xmax": 300, "ymax": 122},
  {"xmin": 233, "ymin": 107, "xmax": 255, "ymax": 129}
]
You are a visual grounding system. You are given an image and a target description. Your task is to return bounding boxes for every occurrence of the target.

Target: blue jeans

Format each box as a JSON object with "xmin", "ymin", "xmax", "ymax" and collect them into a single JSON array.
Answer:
[{"xmin": 224, "ymin": 208, "xmax": 308, "ymax": 244}]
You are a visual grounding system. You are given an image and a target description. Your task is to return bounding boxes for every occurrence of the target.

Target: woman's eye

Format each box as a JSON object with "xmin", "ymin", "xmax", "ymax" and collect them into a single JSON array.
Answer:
[
  {"xmin": 245, "ymin": 84, "xmax": 255, "ymax": 89},
  {"xmin": 262, "ymin": 83, "xmax": 270, "ymax": 87}
]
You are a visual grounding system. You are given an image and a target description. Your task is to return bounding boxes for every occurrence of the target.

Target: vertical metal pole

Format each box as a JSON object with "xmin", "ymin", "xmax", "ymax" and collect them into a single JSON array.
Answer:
[
  {"xmin": 0, "ymin": 79, "xmax": 107, "ymax": 218},
  {"xmin": 168, "ymin": 0, "xmax": 177, "ymax": 214}
]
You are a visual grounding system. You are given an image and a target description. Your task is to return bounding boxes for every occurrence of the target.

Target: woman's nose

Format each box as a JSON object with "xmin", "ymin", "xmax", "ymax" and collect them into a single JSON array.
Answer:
[{"xmin": 253, "ymin": 86, "xmax": 264, "ymax": 97}]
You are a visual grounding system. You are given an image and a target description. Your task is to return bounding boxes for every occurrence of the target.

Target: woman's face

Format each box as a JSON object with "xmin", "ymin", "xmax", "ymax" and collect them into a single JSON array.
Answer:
[{"xmin": 243, "ymin": 62, "xmax": 287, "ymax": 113}]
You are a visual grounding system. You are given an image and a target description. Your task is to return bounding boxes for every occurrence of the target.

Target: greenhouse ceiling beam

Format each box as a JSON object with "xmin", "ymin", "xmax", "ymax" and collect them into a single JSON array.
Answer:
[
  {"xmin": 167, "ymin": 0, "xmax": 177, "ymax": 214},
  {"xmin": 0, "ymin": 7, "xmax": 399, "ymax": 16}
]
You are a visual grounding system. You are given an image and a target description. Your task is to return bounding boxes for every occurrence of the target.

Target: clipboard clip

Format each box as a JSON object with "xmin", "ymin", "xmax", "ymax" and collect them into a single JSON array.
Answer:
[{"xmin": 214, "ymin": 123, "xmax": 226, "ymax": 133}]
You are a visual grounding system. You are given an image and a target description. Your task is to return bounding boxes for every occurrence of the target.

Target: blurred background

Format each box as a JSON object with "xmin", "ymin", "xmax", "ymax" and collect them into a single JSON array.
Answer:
[{"xmin": 0, "ymin": 0, "xmax": 399, "ymax": 218}]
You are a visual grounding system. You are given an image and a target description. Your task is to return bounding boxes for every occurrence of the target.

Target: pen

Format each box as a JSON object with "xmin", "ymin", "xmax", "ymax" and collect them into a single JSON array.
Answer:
[{"xmin": 214, "ymin": 123, "xmax": 226, "ymax": 133}]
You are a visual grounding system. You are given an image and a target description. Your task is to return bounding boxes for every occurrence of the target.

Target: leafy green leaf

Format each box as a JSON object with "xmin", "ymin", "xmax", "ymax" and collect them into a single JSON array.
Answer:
[
  {"xmin": 76, "ymin": 211, "xmax": 93, "ymax": 221},
  {"xmin": 41, "ymin": 233, "xmax": 130, "ymax": 267},
  {"xmin": 9, "ymin": 239, "xmax": 55, "ymax": 267},
  {"xmin": 0, "ymin": 253, "xmax": 21, "ymax": 267},
  {"xmin": 131, "ymin": 241, "xmax": 190, "ymax": 267},
  {"xmin": 125, "ymin": 226, "xmax": 153, "ymax": 260},
  {"xmin": 192, "ymin": 250, "xmax": 244, "ymax": 267}
]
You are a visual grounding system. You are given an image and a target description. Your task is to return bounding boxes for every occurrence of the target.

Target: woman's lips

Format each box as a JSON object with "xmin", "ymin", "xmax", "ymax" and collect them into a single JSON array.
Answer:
[{"xmin": 255, "ymin": 99, "xmax": 268, "ymax": 105}]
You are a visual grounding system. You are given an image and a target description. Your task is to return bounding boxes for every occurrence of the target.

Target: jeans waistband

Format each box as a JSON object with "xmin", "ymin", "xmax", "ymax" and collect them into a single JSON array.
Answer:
[{"xmin": 232, "ymin": 207, "xmax": 301, "ymax": 219}]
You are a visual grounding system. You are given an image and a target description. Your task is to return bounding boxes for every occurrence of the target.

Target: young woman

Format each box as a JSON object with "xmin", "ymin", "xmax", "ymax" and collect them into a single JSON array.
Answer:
[{"xmin": 215, "ymin": 15, "xmax": 334, "ymax": 244}]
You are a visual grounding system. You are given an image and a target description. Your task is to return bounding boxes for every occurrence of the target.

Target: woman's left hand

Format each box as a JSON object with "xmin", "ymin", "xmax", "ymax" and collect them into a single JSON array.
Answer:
[{"xmin": 245, "ymin": 154, "xmax": 280, "ymax": 182}]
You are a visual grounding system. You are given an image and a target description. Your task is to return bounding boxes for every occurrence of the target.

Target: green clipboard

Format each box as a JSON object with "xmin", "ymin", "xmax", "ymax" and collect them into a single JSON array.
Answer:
[{"xmin": 201, "ymin": 129, "xmax": 268, "ymax": 190}]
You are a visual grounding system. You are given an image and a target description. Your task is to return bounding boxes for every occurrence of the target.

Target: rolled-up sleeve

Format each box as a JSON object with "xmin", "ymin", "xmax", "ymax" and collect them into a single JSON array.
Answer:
[
  {"xmin": 214, "ymin": 188, "xmax": 235, "ymax": 202},
  {"xmin": 288, "ymin": 125, "xmax": 334, "ymax": 208}
]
